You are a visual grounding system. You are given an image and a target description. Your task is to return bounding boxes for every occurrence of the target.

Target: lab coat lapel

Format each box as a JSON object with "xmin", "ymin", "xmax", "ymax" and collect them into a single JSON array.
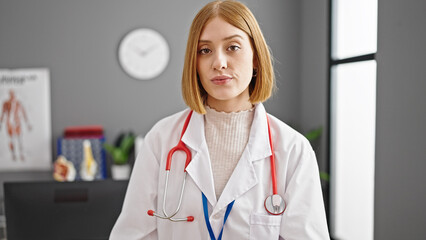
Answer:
[
  {"xmin": 247, "ymin": 103, "xmax": 272, "ymax": 161},
  {"xmin": 182, "ymin": 111, "xmax": 217, "ymax": 207},
  {"xmin": 212, "ymin": 103, "xmax": 272, "ymax": 216}
]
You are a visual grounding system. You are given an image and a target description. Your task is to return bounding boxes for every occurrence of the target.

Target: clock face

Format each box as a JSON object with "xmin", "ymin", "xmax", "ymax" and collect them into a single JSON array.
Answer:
[{"xmin": 118, "ymin": 28, "xmax": 170, "ymax": 80}]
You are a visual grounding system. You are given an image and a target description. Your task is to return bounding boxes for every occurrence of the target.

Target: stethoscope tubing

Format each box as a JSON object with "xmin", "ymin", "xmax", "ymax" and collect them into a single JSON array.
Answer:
[
  {"xmin": 148, "ymin": 170, "xmax": 194, "ymax": 222},
  {"xmin": 148, "ymin": 111, "xmax": 195, "ymax": 222},
  {"xmin": 266, "ymin": 115, "xmax": 278, "ymax": 195},
  {"xmin": 148, "ymin": 110, "xmax": 285, "ymax": 222},
  {"xmin": 165, "ymin": 110, "xmax": 194, "ymax": 171},
  {"xmin": 161, "ymin": 171, "xmax": 188, "ymax": 218}
]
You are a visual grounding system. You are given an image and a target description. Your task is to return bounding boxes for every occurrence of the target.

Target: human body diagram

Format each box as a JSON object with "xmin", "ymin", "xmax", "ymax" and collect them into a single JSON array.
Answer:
[{"xmin": 0, "ymin": 89, "xmax": 32, "ymax": 161}]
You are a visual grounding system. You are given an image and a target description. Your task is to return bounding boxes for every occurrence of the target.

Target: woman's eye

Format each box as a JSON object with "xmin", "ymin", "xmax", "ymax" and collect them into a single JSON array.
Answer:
[
  {"xmin": 198, "ymin": 48, "xmax": 211, "ymax": 55},
  {"xmin": 228, "ymin": 45, "xmax": 241, "ymax": 51}
]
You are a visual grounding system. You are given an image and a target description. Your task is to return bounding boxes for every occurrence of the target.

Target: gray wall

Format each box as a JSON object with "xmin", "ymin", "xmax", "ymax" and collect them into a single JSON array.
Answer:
[
  {"xmin": 0, "ymin": 0, "xmax": 306, "ymax": 200},
  {"xmin": 375, "ymin": 0, "xmax": 426, "ymax": 239},
  {"xmin": 0, "ymin": 0, "xmax": 300, "ymax": 152},
  {"xmin": 299, "ymin": 0, "xmax": 328, "ymax": 180}
]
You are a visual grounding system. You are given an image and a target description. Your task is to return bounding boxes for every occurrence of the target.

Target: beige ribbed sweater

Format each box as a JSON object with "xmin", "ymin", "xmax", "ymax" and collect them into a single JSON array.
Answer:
[{"xmin": 204, "ymin": 106, "xmax": 254, "ymax": 199}]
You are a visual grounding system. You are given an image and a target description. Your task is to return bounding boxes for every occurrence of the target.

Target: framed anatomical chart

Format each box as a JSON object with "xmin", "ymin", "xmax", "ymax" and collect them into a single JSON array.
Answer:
[{"xmin": 0, "ymin": 69, "xmax": 51, "ymax": 171}]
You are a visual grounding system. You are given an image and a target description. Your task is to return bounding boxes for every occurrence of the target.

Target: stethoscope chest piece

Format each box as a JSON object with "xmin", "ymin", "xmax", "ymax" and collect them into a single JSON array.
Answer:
[{"xmin": 264, "ymin": 194, "xmax": 286, "ymax": 215}]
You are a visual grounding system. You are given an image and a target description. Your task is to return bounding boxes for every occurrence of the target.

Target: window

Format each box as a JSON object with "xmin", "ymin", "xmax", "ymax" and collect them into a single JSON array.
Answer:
[{"xmin": 329, "ymin": 0, "xmax": 378, "ymax": 239}]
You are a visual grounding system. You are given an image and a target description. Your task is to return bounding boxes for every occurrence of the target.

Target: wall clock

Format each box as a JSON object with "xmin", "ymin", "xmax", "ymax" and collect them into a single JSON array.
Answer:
[{"xmin": 118, "ymin": 28, "xmax": 170, "ymax": 80}]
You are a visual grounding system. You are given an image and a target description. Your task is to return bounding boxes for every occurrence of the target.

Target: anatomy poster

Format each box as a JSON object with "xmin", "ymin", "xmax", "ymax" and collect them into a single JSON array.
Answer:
[{"xmin": 0, "ymin": 69, "xmax": 51, "ymax": 171}]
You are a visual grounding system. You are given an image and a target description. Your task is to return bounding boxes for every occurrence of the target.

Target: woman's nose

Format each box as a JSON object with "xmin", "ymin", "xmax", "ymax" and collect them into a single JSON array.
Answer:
[{"xmin": 212, "ymin": 51, "xmax": 227, "ymax": 70}]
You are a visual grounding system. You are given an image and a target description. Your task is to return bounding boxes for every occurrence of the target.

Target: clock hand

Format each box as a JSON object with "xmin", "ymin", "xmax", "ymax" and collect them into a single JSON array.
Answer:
[
  {"xmin": 134, "ymin": 45, "xmax": 158, "ymax": 57},
  {"xmin": 133, "ymin": 47, "xmax": 148, "ymax": 57},
  {"xmin": 144, "ymin": 44, "xmax": 157, "ymax": 54},
  {"xmin": 132, "ymin": 47, "xmax": 142, "ymax": 54}
]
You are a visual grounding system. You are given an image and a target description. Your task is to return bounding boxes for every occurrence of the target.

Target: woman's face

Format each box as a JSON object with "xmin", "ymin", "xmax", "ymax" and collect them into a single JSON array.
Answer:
[{"xmin": 197, "ymin": 17, "xmax": 255, "ymax": 112}]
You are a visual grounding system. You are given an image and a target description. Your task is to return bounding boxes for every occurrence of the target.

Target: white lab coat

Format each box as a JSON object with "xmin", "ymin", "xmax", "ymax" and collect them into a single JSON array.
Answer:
[{"xmin": 110, "ymin": 103, "xmax": 329, "ymax": 239}]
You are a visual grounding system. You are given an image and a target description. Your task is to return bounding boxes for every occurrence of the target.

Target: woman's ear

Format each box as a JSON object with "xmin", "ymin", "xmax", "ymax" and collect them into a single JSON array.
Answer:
[
  {"xmin": 253, "ymin": 55, "xmax": 258, "ymax": 69},
  {"xmin": 252, "ymin": 68, "xmax": 258, "ymax": 77}
]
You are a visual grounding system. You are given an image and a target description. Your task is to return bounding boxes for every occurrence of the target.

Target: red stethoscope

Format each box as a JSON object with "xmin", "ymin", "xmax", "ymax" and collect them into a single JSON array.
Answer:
[{"xmin": 148, "ymin": 110, "xmax": 286, "ymax": 223}]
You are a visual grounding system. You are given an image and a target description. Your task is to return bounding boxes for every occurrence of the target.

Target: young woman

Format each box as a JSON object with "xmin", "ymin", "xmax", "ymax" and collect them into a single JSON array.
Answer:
[{"xmin": 110, "ymin": 1, "xmax": 329, "ymax": 239}]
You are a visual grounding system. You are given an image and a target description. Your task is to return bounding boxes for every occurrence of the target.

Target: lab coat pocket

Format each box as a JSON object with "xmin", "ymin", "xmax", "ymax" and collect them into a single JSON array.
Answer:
[{"xmin": 249, "ymin": 213, "xmax": 282, "ymax": 239}]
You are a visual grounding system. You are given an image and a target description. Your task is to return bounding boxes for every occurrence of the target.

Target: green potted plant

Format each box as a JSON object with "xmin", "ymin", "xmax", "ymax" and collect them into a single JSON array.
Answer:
[
  {"xmin": 304, "ymin": 127, "xmax": 329, "ymax": 183},
  {"xmin": 104, "ymin": 132, "xmax": 135, "ymax": 180}
]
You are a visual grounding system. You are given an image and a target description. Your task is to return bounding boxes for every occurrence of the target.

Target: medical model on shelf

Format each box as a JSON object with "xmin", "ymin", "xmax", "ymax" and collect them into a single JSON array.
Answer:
[
  {"xmin": 80, "ymin": 140, "xmax": 98, "ymax": 181},
  {"xmin": 53, "ymin": 155, "xmax": 76, "ymax": 182}
]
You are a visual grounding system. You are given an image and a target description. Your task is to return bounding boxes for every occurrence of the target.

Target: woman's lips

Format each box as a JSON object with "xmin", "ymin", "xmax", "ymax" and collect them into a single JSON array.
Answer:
[{"xmin": 211, "ymin": 75, "xmax": 232, "ymax": 85}]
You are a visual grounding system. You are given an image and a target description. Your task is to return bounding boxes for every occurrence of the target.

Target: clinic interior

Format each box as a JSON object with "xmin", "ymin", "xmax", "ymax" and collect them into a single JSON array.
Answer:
[{"xmin": 0, "ymin": 0, "xmax": 425, "ymax": 239}]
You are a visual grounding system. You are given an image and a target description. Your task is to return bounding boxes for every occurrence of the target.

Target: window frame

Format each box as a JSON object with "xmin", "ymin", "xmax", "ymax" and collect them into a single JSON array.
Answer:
[{"xmin": 327, "ymin": 0, "xmax": 378, "ymax": 239}]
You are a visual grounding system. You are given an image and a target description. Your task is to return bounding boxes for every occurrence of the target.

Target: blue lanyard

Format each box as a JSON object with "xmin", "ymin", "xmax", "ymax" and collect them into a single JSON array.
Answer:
[{"xmin": 202, "ymin": 193, "xmax": 235, "ymax": 240}]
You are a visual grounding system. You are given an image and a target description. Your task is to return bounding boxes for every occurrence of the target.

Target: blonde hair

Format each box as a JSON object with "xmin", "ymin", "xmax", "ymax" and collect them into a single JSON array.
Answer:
[{"xmin": 182, "ymin": 0, "xmax": 275, "ymax": 114}]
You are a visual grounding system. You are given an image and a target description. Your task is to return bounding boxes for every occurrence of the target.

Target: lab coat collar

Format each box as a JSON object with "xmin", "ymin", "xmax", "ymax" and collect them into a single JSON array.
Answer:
[
  {"xmin": 212, "ymin": 103, "xmax": 272, "ymax": 215},
  {"xmin": 182, "ymin": 103, "xmax": 272, "ymax": 212},
  {"xmin": 182, "ymin": 111, "xmax": 217, "ymax": 207},
  {"xmin": 247, "ymin": 103, "xmax": 273, "ymax": 162}
]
